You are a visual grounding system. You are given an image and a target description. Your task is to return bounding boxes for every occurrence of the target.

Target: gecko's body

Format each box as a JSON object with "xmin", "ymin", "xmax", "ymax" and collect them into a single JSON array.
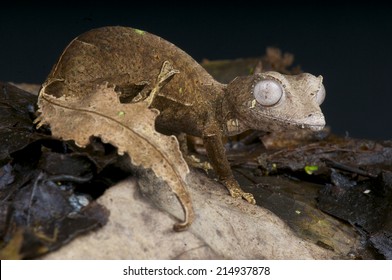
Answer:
[
  {"xmin": 46, "ymin": 27, "xmax": 222, "ymax": 135},
  {"xmin": 39, "ymin": 26, "xmax": 326, "ymax": 226}
]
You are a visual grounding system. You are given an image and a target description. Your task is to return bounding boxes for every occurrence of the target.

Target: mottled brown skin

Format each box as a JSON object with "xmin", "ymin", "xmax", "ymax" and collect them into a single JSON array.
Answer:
[{"xmin": 43, "ymin": 26, "xmax": 326, "ymax": 204}]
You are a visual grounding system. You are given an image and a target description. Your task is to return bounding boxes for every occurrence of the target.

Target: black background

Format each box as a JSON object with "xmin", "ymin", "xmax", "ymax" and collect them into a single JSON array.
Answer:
[{"xmin": 1, "ymin": 3, "xmax": 391, "ymax": 140}]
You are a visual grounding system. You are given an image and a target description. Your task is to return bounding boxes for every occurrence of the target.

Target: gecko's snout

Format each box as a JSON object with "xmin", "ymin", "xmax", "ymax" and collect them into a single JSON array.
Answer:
[{"xmin": 301, "ymin": 113, "xmax": 326, "ymax": 131}]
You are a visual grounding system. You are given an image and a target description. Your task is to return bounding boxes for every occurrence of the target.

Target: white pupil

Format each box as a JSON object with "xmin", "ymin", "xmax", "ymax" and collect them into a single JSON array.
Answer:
[{"xmin": 253, "ymin": 80, "xmax": 283, "ymax": 106}]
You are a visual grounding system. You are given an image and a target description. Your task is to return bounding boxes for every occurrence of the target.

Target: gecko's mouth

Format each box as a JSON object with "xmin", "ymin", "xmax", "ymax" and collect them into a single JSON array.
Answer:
[
  {"xmin": 297, "ymin": 113, "xmax": 326, "ymax": 131},
  {"xmin": 295, "ymin": 122, "xmax": 325, "ymax": 131},
  {"xmin": 260, "ymin": 113, "xmax": 326, "ymax": 132},
  {"xmin": 283, "ymin": 120, "xmax": 325, "ymax": 132}
]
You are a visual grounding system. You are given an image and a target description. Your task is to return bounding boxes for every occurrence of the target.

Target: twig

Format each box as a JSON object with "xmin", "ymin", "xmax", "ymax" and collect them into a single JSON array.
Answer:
[{"xmin": 322, "ymin": 158, "xmax": 378, "ymax": 178}]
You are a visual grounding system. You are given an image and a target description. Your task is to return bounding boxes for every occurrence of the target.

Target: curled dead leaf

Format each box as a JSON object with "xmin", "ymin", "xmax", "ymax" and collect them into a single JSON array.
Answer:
[{"xmin": 35, "ymin": 82, "xmax": 194, "ymax": 231}]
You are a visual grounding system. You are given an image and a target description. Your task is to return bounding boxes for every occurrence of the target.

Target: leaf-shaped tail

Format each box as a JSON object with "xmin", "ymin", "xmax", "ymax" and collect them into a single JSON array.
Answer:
[{"xmin": 35, "ymin": 82, "xmax": 194, "ymax": 231}]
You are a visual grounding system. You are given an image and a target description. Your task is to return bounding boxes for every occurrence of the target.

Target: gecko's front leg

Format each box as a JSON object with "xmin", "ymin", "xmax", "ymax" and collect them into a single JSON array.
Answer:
[{"xmin": 202, "ymin": 125, "xmax": 256, "ymax": 204}]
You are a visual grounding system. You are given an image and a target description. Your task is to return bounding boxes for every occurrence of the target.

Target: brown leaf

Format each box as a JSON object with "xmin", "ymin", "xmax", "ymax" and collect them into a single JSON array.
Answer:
[
  {"xmin": 0, "ymin": 82, "xmax": 38, "ymax": 165},
  {"xmin": 35, "ymin": 83, "xmax": 194, "ymax": 231},
  {"xmin": 0, "ymin": 229, "xmax": 24, "ymax": 260}
]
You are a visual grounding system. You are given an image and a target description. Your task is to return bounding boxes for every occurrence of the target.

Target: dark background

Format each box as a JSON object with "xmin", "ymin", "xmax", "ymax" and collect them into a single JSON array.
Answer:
[{"xmin": 1, "ymin": 4, "xmax": 391, "ymax": 140}]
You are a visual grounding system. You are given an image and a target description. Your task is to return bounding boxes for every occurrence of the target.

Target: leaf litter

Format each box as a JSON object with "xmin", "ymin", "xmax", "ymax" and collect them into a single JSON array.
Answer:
[{"xmin": 1, "ymin": 47, "xmax": 392, "ymax": 259}]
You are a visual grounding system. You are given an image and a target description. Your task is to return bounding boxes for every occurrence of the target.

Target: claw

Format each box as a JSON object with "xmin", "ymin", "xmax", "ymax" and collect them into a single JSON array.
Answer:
[
  {"xmin": 223, "ymin": 178, "xmax": 256, "ymax": 204},
  {"xmin": 242, "ymin": 192, "xmax": 256, "ymax": 205}
]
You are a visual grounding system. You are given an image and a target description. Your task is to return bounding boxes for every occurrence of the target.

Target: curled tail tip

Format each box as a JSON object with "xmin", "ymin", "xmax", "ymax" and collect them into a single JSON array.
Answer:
[
  {"xmin": 173, "ymin": 222, "xmax": 190, "ymax": 232},
  {"xmin": 172, "ymin": 209, "xmax": 195, "ymax": 232}
]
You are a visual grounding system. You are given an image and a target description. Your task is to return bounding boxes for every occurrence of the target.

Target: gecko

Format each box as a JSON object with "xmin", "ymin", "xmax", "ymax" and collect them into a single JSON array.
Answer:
[{"xmin": 37, "ymin": 26, "xmax": 326, "ymax": 227}]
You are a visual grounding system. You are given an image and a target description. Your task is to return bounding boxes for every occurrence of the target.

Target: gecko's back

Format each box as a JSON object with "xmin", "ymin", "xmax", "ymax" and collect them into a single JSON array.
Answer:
[{"xmin": 44, "ymin": 26, "xmax": 221, "ymax": 108}]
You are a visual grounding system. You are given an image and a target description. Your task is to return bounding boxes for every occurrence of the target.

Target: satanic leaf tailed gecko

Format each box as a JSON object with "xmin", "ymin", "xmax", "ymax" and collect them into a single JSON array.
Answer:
[{"xmin": 38, "ymin": 26, "xmax": 326, "ymax": 207}]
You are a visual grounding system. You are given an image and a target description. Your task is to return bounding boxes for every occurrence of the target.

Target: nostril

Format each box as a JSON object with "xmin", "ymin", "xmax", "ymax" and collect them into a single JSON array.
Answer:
[{"xmin": 308, "ymin": 113, "xmax": 313, "ymax": 117}]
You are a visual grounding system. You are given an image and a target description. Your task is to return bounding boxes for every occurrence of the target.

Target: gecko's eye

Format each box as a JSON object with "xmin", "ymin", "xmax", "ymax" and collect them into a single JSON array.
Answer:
[
  {"xmin": 253, "ymin": 80, "xmax": 283, "ymax": 106},
  {"xmin": 314, "ymin": 84, "xmax": 326, "ymax": 105}
]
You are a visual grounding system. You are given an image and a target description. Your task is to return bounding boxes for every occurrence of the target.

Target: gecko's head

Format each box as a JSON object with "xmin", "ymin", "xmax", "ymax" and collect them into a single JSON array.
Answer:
[{"xmin": 226, "ymin": 71, "xmax": 326, "ymax": 132}]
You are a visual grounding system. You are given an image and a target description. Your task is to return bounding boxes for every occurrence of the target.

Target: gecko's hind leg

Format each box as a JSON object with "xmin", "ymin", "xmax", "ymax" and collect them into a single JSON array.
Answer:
[{"xmin": 177, "ymin": 133, "xmax": 212, "ymax": 173}]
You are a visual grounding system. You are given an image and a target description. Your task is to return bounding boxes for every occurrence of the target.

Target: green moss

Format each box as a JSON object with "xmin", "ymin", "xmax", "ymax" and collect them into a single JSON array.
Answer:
[
  {"xmin": 304, "ymin": 165, "xmax": 318, "ymax": 175},
  {"xmin": 134, "ymin": 28, "xmax": 145, "ymax": 35}
]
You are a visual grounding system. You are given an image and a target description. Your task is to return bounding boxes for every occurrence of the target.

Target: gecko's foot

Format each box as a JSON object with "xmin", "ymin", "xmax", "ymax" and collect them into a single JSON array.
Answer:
[
  {"xmin": 176, "ymin": 134, "xmax": 213, "ymax": 172},
  {"xmin": 241, "ymin": 192, "xmax": 256, "ymax": 205},
  {"xmin": 222, "ymin": 178, "xmax": 256, "ymax": 205},
  {"xmin": 185, "ymin": 154, "xmax": 212, "ymax": 172}
]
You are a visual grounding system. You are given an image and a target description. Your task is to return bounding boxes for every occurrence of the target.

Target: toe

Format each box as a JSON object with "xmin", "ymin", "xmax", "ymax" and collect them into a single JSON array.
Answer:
[
  {"xmin": 243, "ymin": 193, "xmax": 256, "ymax": 204},
  {"xmin": 228, "ymin": 188, "xmax": 242, "ymax": 198}
]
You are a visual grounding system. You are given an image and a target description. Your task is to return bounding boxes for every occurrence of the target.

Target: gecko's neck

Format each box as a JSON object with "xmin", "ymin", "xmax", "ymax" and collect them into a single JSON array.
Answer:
[{"xmin": 218, "ymin": 87, "xmax": 249, "ymax": 137}]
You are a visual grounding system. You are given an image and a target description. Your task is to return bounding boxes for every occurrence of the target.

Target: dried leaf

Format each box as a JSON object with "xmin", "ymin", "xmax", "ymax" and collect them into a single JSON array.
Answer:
[
  {"xmin": 4, "ymin": 168, "xmax": 110, "ymax": 259},
  {"xmin": 0, "ymin": 229, "xmax": 24, "ymax": 260},
  {"xmin": 36, "ymin": 83, "xmax": 193, "ymax": 231},
  {"xmin": 202, "ymin": 47, "xmax": 301, "ymax": 84},
  {"xmin": 0, "ymin": 82, "xmax": 38, "ymax": 165}
]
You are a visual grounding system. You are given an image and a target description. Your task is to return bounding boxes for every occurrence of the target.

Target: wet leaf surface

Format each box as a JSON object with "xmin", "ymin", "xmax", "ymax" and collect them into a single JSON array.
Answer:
[
  {"xmin": 0, "ymin": 83, "xmax": 38, "ymax": 166},
  {"xmin": 318, "ymin": 170, "xmax": 392, "ymax": 258}
]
